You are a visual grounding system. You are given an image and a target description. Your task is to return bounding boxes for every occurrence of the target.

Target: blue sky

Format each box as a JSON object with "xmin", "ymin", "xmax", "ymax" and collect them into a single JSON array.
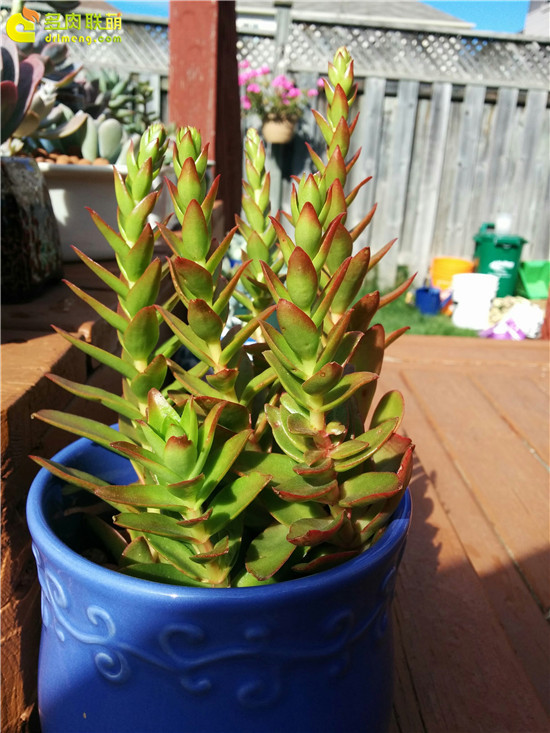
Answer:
[{"xmin": 110, "ymin": 1, "xmax": 530, "ymax": 34}]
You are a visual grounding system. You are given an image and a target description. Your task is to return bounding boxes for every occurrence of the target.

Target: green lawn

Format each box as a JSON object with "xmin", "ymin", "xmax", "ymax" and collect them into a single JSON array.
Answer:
[{"xmin": 372, "ymin": 292, "xmax": 478, "ymax": 337}]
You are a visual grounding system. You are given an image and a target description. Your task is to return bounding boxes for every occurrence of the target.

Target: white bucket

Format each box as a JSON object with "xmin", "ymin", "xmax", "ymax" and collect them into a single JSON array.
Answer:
[{"xmin": 451, "ymin": 273, "xmax": 499, "ymax": 330}]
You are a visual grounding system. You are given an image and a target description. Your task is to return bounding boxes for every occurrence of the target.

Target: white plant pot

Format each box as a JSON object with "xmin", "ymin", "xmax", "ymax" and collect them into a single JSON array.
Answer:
[{"xmin": 38, "ymin": 163, "xmax": 174, "ymax": 262}]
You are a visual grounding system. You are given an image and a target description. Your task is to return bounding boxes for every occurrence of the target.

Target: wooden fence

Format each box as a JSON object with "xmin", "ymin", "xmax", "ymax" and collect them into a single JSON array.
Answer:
[
  {"xmin": 344, "ymin": 80, "xmax": 549, "ymax": 288},
  {"xmin": 7, "ymin": 8, "xmax": 546, "ymax": 290},
  {"xmin": 238, "ymin": 15, "xmax": 550, "ymax": 289}
]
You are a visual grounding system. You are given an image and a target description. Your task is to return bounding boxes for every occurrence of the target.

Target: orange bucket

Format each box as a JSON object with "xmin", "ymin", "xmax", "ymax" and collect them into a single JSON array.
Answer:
[{"xmin": 430, "ymin": 257, "xmax": 474, "ymax": 314}]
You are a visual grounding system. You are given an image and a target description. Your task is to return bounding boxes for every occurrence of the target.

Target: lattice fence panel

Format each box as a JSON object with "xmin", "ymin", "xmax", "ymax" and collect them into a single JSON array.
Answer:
[{"xmin": 239, "ymin": 22, "xmax": 550, "ymax": 90}]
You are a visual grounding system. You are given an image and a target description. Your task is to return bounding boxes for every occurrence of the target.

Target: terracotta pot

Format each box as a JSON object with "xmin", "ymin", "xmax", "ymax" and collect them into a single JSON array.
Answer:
[{"xmin": 261, "ymin": 119, "xmax": 296, "ymax": 145}]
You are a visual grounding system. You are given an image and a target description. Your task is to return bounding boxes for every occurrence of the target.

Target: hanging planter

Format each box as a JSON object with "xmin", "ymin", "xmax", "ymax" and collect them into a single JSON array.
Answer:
[
  {"xmin": 27, "ymin": 436, "xmax": 411, "ymax": 733},
  {"xmin": 261, "ymin": 117, "xmax": 297, "ymax": 145}
]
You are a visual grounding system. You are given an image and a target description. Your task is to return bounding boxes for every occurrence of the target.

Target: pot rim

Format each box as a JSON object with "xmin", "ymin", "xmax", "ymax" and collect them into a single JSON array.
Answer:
[{"xmin": 27, "ymin": 435, "xmax": 411, "ymax": 600}]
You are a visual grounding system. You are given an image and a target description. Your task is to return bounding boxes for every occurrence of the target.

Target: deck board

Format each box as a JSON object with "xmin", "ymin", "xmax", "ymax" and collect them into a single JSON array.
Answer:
[{"xmin": 381, "ymin": 335, "xmax": 549, "ymax": 731}]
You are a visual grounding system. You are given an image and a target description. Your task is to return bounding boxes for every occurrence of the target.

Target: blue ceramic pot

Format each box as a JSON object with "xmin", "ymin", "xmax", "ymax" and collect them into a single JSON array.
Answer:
[{"xmin": 27, "ymin": 436, "xmax": 411, "ymax": 733}]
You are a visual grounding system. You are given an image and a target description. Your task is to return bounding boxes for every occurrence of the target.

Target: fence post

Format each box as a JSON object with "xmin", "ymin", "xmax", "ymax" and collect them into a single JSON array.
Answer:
[{"xmin": 168, "ymin": 0, "xmax": 241, "ymax": 231}]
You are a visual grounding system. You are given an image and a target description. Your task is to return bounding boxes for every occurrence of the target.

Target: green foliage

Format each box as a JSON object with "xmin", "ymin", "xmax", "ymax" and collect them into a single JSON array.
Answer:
[{"xmin": 33, "ymin": 47, "xmax": 415, "ymax": 588}]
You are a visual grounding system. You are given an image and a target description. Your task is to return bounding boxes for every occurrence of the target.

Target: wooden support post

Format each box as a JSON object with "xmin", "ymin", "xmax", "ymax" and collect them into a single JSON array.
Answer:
[{"xmin": 169, "ymin": 0, "xmax": 242, "ymax": 232}]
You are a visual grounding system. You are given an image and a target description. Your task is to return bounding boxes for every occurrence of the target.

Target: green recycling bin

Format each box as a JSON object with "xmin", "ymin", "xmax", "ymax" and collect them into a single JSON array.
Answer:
[{"xmin": 474, "ymin": 222, "xmax": 526, "ymax": 297}]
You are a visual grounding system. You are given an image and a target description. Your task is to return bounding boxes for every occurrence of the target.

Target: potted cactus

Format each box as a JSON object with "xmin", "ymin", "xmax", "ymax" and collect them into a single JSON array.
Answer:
[{"xmin": 27, "ymin": 48, "xmax": 414, "ymax": 733}]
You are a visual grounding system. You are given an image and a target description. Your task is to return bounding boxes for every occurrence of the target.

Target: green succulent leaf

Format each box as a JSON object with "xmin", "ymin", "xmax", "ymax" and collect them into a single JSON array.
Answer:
[
  {"xmin": 52, "ymin": 326, "xmax": 138, "ymax": 380},
  {"xmin": 190, "ymin": 534, "xmax": 231, "ymax": 566},
  {"xmin": 325, "ymin": 222, "xmax": 353, "ymax": 275},
  {"xmin": 287, "ymin": 511, "xmax": 345, "ymax": 547},
  {"xmin": 124, "ymin": 260, "xmax": 162, "ymax": 317},
  {"xmin": 274, "ymin": 476, "xmax": 340, "ymax": 504},
  {"xmin": 258, "ymin": 262, "xmax": 289, "ymax": 303},
  {"xmin": 122, "ymin": 306, "xmax": 159, "ymax": 362},
  {"xmin": 114, "ymin": 511, "xmax": 199, "ymax": 540},
  {"xmin": 110, "ymin": 441, "xmax": 182, "ymax": 484},
  {"xmin": 121, "ymin": 192, "xmax": 159, "ymax": 244},
  {"xmin": 340, "ymin": 472, "xmax": 401, "ymax": 506},
  {"xmin": 302, "ymin": 362, "xmax": 343, "ymax": 396},
  {"xmin": 199, "ymin": 428, "xmax": 253, "ymax": 501},
  {"xmin": 265, "ymin": 405, "xmax": 307, "ymax": 461},
  {"xmin": 30, "ymin": 456, "xmax": 110, "ymax": 492},
  {"xmin": 321, "ymin": 371, "xmax": 378, "ymax": 412},
  {"xmin": 286, "ymin": 247, "xmax": 318, "ymax": 311},
  {"xmin": 332, "ymin": 418, "xmax": 398, "ymax": 471},
  {"xmin": 349, "ymin": 291, "xmax": 380, "ymax": 333},
  {"xmin": 245, "ymin": 523, "xmax": 297, "ymax": 580},
  {"xmin": 95, "ymin": 483, "xmax": 189, "ymax": 511},
  {"xmin": 163, "ymin": 435, "xmax": 198, "ymax": 478},
  {"xmin": 212, "ymin": 259, "xmax": 253, "ymax": 316},
  {"xmin": 63, "ymin": 281, "xmax": 128, "ymax": 332},
  {"xmin": 219, "ymin": 305, "xmax": 276, "ymax": 367},
  {"xmin": 263, "ymin": 352, "xmax": 309, "ymax": 410},
  {"xmin": 180, "ymin": 199, "xmax": 210, "ymax": 262},
  {"xmin": 169, "ymin": 257, "xmax": 213, "ymax": 302},
  {"xmin": 122, "ymin": 561, "xmax": 207, "ymax": 587},
  {"xmin": 259, "ymin": 321, "xmax": 302, "ymax": 374},
  {"xmin": 130, "ymin": 355, "xmax": 167, "ymax": 401},
  {"xmin": 188, "ymin": 299, "xmax": 224, "ymax": 344},
  {"xmin": 202, "ymin": 472, "xmax": 270, "ymax": 536},
  {"xmin": 371, "ymin": 390, "xmax": 405, "ymax": 431},
  {"xmin": 292, "ymin": 549, "xmax": 359, "ymax": 575},
  {"xmin": 277, "ymin": 299, "xmax": 320, "ymax": 364},
  {"xmin": 261, "ymin": 489, "xmax": 326, "ymax": 526},
  {"xmin": 294, "ymin": 202, "xmax": 322, "ymax": 257},
  {"xmin": 123, "ymin": 225, "xmax": 156, "ymax": 284},
  {"xmin": 112, "ymin": 168, "xmax": 134, "ymax": 218},
  {"xmin": 46, "ymin": 374, "xmax": 142, "ymax": 421},
  {"xmin": 145, "ymin": 535, "xmax": 209, "ymax": 581},
  {"xmin": 158, "ymin": 307, "xmax": 215, "ymax": 367},
  {"xmin": 71, "ymin": 247, "xmax": 129, "ymax": 297},
  {"xmin": 121, "ymin": 536, "xmax": 155, "ymax": 566},
  {"xmin": 33, "ymin": 410, "xmax": 127, "ymax": 453},
  {"xmin": 330, "ymin": 247, "xmax": 370, "ymax": 317}
]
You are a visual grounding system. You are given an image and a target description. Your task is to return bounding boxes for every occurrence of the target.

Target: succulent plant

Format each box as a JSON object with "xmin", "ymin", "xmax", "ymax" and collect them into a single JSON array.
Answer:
[
  {"xmin": 32, "ymin": 48, "xmax": 414, "ymax": 588},
  {"xmin": 78, "ymin": 113, "xmax": 136, "ymax": 164},
  {"xmin": 84, "ymin": 69, "xmax": 156, "ymax": 136},
  {"xmin": 1, "ymin": 31, "xmax": 87, "ymax": 154},
  {"xmin": 1, "ymin": 33, "xmax": 45, "ymax": 144}
]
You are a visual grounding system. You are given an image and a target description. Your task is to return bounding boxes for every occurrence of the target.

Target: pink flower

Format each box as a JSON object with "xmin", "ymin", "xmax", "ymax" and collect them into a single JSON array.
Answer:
[
  {"xmin": 247, "ymin": 83, "xmax": 261, "ymax": 94},
  {"xmin": 286, "ymin": 87, "xmax": 301, "ymax": 98},
  {"xmin": 259, "ymin": 65, "xmax": 271, "ymax": 75},
  {"xmin": 241, "ymin": 96, "xmax": 251, "ymax": 110},
  {"xmin": 307, "ymin": 88, "xmax": 318, "ymax": 97},
  {"xmin": 238, "ymin": 60, "xmax": 250, "ymax": 69},
  {"xmin": 238, "ymin": 69, "xmax": 258, "ymax": 86},
  {"xmin": 272, "ymin": 74, "xmax": 294, "ymax": 90},
  {"xmin": 317, "ymin": 77, "xmax": 325, "ymax": 88}
]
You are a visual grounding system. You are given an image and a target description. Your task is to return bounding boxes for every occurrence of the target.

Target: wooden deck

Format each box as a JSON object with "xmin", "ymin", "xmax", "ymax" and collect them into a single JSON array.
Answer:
[
  {"xmin": 382, "ymin": 335, "xmax": 549, "ymax": 733},
  {"xmin": 2, "ymin": 264, "xmax": 549, "ymax": 732}
]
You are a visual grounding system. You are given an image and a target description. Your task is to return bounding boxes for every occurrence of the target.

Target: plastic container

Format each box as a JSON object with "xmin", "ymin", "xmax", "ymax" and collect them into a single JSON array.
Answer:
[
  {"xmin": 415, "ymin": 287, "xmax": 451, "ymax": 315},
  {"xmin": 473, "ymin": 222, "xmax": 526, "ymax": 298},
  {"xmin": 451, "ymin": 273, "xmax": 498, "ymax": 330},
  {"xmin": 430, "ymin": 257, "xmax": 474, "ymax": 314},
  {"xmin": 516, "ymin": 261, "xmax": 550, "ymax": 300}
]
